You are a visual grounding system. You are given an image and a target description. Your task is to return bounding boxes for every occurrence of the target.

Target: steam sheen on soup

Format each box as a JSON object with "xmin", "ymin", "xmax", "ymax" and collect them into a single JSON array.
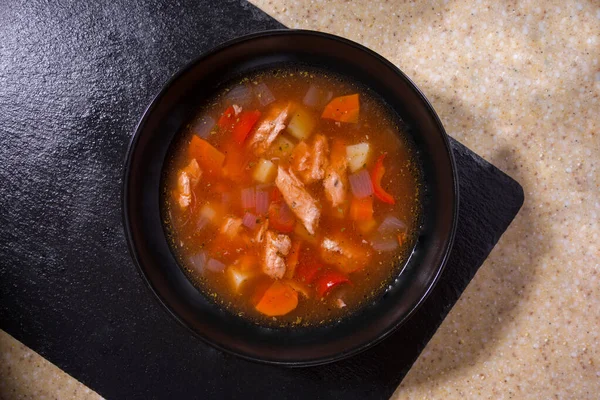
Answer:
[{"xmin": 163, "ymin": 67, "xmax": 421, "ymax": 326}]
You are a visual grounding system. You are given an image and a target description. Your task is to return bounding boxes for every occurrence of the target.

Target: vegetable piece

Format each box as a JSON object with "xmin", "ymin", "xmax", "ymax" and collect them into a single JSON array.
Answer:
[
  {"xmin": 357, "ymin": 218, "xmax": 377, "ymax": 234},
  {"xmin": 252, "ymin": 158, "xmax": 277, "ymax": 183},
  {"xmin": 321, "ymin": 94, "xmax": 359, "ymax": 123},
  {"xmin": 283, "ymin": 279, "xmax": 311, "ymax": 298},
  {"xmin": 345, "ymin": 142, "xmax": 370, "ymax": 172},
  {"xmin": 232, "ymin": 110, "xmax": 261, "ymax": 144},
  {"xmin": 225, "ymin": 85, "xmax": 252, "ymax": 107},
  {"xmin": 268, "ymin": 202, "xmax": 296, "ymax": 233},
  {"xmin": 302, "ymin": 84, "xmax": 321, "ymax": 108},
  {"xmin": 370, "ymin": 236, "xmax": 399, "ymax": 252},
  {"xmin": 255, "ymin": 280, "xmax": 299, "ymax": 317},
  {"xmin": 189, "ymin": 136, "xmax": 225, "ymax": 175},
  {"xmin": 217, "ymin": 106, "xmax": 237, "ymax": 129},
  {"xmin": 286, "ymin": 106, "xmax": 316, "ymax": 140},
  {"xmin": 315, "ymin": 270, "xmax": 350, "ymax": 297},
  {"xmin": 269, "ymin": 186, "xmax": 283, "ymax": 203},
  {"xmin": 242, "ymin": 212, "xmax": 258, "ymax": 230},
  {"xmin": 350, "ymin": 196, "xmax": 374, "ymax": 222},
  {"xmin": 197, "ymin": 203, "xmax": 218, "ymax": 230},
  {"xmin": 397, "ymin": 232, "xmax": 408, "ymax": 246},
  {"xmin": 254, "ymin": 82, "xmax": 275, "ymax": 106},
  {"xmin": 378, "ymin": 216, "xmax": 407, "ymax": 234},
  {"xmin": 241, "ymin": 187, "xmax": 256, "ymax": 209},
  {"xmin": 268, "ymin": 135, "xmax": 295, "ymax": 159},
  {"xmin": 284, "ymin": 241, "xmax": 302, "ymax": 279},
  {"xmin": 349, "ymin": 169, "xmax": 374, "ymax": 199},
  {"xmin": 222, "ymin": 141, "xmax": 251, "ymax": 184},
  {"xmin": 192, "ymin": 116, "xmax": 215, "ymax": 139},
  {"xmin": 227, "ymin": 255, "xmax": 259, "ymax": 291},
  {"xmin": 255, "ymin": 189, "xmax": 269, "ymax": 215},
  {"xmin": 371, "ymin": 154, "xmax": 395, "ymax": 204},
  {"xmin": 206, "ymin": 258, "xmax": 226, "ymax": 273},
  {"xmin": 295, "ymin": 261, "xmax": 322, "ymax": 284},
  {"xmin": 188, "ymin": 252, "xmax": 207, "ymax": 275}
]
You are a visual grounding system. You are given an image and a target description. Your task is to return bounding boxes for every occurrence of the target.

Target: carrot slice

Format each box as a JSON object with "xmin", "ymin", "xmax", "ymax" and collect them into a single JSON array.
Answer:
[
  {"xmin": 371, "ymin": 154, "xmax": 395, "ymax": 204},
  {"xmin": 255, "ymin": 280, "xmax": 299, "ymax": 316},
  {"xmin": 189, "ymin": 136, "xmax": 225, "ymax": 175},
  {"xmin": 321, "ymin": 94, "xmax": 359, "ymax": 123},
  {"xmin": 232, "ymin": 110, "xmax": 261, "ymax": 144},
  {"xmin": 284, "ymin": 240, "xmax": 302, "ymax": 279},
  {"xmin": 350, "ymin": 196, "xmax": 374, "ymax": 221}
]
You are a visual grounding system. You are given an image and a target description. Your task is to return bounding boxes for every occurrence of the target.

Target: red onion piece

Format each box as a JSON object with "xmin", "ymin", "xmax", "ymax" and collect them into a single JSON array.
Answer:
[
  {"xmin": 193, "ymin": 116, "xmax": 215, "ymax": 138},
  {"xmin": 255, "ymin": 190, "xmax": 269, "ymax": 215},
  {"xmin": 370, "ymin": 236, "xmax": 399, "ymax": 252},
  {"xmin": 242, "ymin": 212, "xmax": 258, "ymax": 230},
  {"xmin": 197, "ymin": 216, "xmax": 210, "ymax": 231},
  {"xmin": 206, "ymin": 258, "xmax": 226, "ymax": 273},
  {"xmin": 349, "ymin": 169, "xmax": 374, "ymax": 199},
  {"xmin": 225, "ymin": 85, "xmax": 252, "ymax": 107},
  {"xmin": 378, "ymin": 216, "xmax": 407, "ymax": 234},
  {"xmin": 189, "ymin": 252, "xmax": 207, "ymax": 274},
  {"xmin": 303, "ymin": 84, "xmax": 320, "ymax": 108},
  {"xmin": 254, "ymin": 82, "xmax": 275, "ymax": 106},
  {"xmin": 241, "ymin": 187, "xmax": 256, "ymax": 209}
]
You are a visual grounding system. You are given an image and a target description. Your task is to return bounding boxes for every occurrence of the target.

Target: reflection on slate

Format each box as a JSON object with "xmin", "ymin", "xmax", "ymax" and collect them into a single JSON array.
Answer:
[{"xmin": 0, "ymin": 0, "xmax": 523, "ymax": 399}]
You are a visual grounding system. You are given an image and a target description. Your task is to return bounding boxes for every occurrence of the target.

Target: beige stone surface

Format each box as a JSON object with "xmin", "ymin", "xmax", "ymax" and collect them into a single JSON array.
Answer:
[
  {"xmin": 0, "ymin": 330, "xmax": 102, "ymax": 399},
  {"xmin": 2, "ymin": 1, "xmax": 598, "ymax": 399},
  {"xmin": 249, "ymin": 0, "xmax": 600, "ymax": 399}
]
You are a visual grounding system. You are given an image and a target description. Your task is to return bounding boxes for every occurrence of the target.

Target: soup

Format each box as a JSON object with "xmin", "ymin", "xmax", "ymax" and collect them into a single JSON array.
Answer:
[{"xmin": 163, "ymin": 67, "xmax": 422, "ymax": 326}]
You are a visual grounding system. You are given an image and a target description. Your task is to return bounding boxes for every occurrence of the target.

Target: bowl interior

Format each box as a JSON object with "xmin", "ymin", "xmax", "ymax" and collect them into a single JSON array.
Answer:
[{"xmin": 123, "ymin": 30, "xmax": 457, "ymax": 366}]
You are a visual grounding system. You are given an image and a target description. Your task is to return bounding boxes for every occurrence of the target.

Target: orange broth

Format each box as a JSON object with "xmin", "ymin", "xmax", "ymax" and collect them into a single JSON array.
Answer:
[{"xmin": 162, "ymin": 67, "xmax": 422, "ymax": 326}]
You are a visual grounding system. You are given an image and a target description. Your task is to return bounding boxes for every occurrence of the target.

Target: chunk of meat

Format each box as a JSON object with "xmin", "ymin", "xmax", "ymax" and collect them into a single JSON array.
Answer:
[
  {"xmin": 275, "ymin": 166, "xmax": 320, "ymax": 235},
  {"xmin": 320, "ymin": 236, "xmax": 370, "ymax": 273},
  {"xmin": 253, "ymin": 219, "xmax": 269, "ymax": 244},
  {"xmin": 323, "ymin": 139, "xmax": 348, "ymax": 208},
  {"xmin": 263, "ymin": 231, "xmax": 292, "ymax": 279},
  {"xmin": 291, "ymin": 134, "xmax": 329, "ymax": 184},
  {"xmin": 177, "ymin": 159, "xmax": 202, "ymax": 209},
  {"xmin": 248, "ymin": 104, "xmax": 291, "ymax": 155},
  {"xmin": 220, "ymin": 217, "xmax": 243, "ymax": 239}
]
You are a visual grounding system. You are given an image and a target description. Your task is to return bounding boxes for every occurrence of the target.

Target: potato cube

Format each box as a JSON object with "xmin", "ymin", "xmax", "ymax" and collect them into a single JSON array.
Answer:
[{"xmin": 252, "ymin": 158, "xmax": 277, "ymax": 183}]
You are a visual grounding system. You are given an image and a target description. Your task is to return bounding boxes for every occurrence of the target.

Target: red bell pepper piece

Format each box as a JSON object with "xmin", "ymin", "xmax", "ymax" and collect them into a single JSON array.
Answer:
[
  {"xmin": 268, "ymin": 202, "xmax": 295, "ymax": 233},
  {"xmin": 371, "ymin": 154, "xmax": 395, "ymax": 204},
  {"xmin": 295, "ymin": 261, "xmax": 323, "ymax": 284},
  {"xmin": 315, "ymin": 270, "xmax": 350, "ymax": 297},
  {"xmin": 232, "ymin": 110, "xmax": 261, "ymax": 144},
  {"xmin": 217, "ymin": 105, "xmax": 236, "ymax": 129}
]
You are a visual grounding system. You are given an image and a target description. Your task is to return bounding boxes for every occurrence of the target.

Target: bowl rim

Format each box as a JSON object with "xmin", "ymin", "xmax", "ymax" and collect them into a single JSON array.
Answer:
[{"xmin": 122, "ymin": 28, "xmax": 459, "ymax": 366}]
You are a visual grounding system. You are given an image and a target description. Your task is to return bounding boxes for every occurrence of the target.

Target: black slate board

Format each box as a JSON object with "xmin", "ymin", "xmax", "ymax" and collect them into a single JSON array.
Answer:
[{"xmin": 0, "ymin": 1, "xmax": 524, "ymax": 399}]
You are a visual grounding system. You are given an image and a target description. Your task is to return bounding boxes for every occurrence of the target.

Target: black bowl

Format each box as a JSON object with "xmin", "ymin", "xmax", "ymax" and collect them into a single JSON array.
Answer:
[{"xmin": 123, "ymin": 30, "xmax": 458, "ymax": 366}]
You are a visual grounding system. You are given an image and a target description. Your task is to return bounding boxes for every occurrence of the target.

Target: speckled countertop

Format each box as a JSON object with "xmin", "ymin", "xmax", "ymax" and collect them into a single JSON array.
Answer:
[{"xmin": 1, "ymin": 0, "xmax": 598, "ymax": 399}]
